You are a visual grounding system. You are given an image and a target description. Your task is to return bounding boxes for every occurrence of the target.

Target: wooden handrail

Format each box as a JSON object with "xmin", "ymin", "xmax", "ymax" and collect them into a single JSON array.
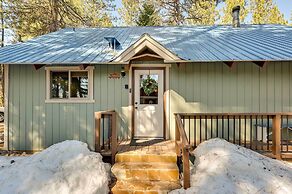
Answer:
[
  {"xmin": 175, "ymin": 114, "xmax": 190, "ymax": 149},
  {"xmin": 95, "ymin": 110, "xmax": 117, "ymax": 163}
]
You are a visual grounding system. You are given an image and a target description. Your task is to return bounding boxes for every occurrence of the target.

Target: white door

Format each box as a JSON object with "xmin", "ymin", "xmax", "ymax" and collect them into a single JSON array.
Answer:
[{"xmin": 134, "ymin": 69, "xmax": 164, "ymax": 138}]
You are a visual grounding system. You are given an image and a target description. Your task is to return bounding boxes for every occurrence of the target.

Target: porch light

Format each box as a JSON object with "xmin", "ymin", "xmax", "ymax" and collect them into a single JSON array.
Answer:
[{"xmin": 121, "ymin": 67, "xmax": 126, "ymax": 78}]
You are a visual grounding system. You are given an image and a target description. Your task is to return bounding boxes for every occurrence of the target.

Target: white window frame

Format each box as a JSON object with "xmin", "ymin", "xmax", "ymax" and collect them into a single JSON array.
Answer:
[{"xmin": 45, "ymin": 66, "xmax": 94, "ymax": 103}]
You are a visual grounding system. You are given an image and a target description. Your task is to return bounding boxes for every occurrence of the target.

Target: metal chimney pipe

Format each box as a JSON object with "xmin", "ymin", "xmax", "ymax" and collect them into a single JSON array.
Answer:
[{"xmin": 232, "ymin": 6, "xmax": 240, "ymax": 28}]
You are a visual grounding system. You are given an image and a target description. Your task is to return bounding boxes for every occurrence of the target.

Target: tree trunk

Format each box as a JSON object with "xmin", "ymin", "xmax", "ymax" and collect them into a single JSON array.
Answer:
[{"xmin": 50, "ymin": 0, "xmax": 58, "ymax": 32}]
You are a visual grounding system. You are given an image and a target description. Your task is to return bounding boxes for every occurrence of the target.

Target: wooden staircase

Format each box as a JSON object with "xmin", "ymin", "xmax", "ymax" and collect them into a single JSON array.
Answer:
[{"xmin": 111, "ymin": 141, "xmax": 181, "ymax": 193}]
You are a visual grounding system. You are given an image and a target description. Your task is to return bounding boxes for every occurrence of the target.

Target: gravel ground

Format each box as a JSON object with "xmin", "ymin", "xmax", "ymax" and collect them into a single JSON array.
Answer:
[{"xmin": 0, "ymin": 123, "xmax": 29, "ymax": 156}]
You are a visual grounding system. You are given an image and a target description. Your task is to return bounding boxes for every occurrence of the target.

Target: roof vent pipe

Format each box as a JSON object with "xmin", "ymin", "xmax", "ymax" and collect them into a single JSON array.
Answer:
[{"xmin": 232, "ymin": 6, "xmax": 240, "ymax": 28}]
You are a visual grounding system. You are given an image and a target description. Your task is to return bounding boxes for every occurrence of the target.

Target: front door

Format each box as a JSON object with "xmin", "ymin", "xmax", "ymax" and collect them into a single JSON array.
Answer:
[{"xmin": 134, "ymin": 69, "xmax": 164, "ymax": 138}]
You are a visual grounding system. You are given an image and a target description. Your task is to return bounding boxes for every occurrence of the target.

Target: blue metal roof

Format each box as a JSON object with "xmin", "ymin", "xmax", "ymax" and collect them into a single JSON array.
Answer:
[{"xmin": 1, "ymin": 24, "xmax": 292, "ymax": 64}]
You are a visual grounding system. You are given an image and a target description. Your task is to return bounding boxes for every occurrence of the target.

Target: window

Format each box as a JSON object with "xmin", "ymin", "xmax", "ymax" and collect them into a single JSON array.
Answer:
[
  {"xmin": 139, "ymin": 74, "xmax": 159, "ymax": 104},
  {"xmin": 46, "ymin": 67, "xmax": 94, "ymax": 103}
]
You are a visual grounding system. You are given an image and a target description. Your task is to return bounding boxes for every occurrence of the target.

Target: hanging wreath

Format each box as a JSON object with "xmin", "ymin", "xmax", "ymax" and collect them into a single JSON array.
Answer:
[{"xmin": 141, "ymin": 75, "xmax": 158, "ymax": 96}]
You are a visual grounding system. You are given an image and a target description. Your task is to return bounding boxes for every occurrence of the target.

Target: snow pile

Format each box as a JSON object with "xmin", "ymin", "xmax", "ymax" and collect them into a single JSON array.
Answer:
[
  {"xmin": 171, "ymin": 138, "xmax": 292, "ymax": 194},
  {"xmin": 0, "ymin": 140, "xmax": 110, "ymax": 194}
]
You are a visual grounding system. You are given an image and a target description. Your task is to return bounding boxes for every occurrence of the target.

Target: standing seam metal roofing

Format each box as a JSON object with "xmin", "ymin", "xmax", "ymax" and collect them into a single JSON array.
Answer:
[{"xmin": 1, "ymin": 24, "xmax": 292, "ymax": 64}]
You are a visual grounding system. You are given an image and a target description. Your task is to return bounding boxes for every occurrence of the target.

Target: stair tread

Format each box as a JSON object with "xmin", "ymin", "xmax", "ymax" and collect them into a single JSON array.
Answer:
[
  {"xmin": 112, "ymin": 180, "xmax": 181, "ymax": 192},
  {"xmin": 112, "ymin": 162, "xmax": 179, "ymax": 171},
  {"xmin": 116, "ymin": 151, "xmax": 177, "ymax": 156},
  {"xmin": 115, "ymin": 153, "xmax": 177, "ymax": 163}
]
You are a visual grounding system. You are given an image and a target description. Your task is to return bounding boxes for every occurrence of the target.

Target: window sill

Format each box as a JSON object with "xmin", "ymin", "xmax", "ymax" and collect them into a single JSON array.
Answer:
[{"xmin": 45, "ymin": 99, "xmax": 95, "ymax": 104}]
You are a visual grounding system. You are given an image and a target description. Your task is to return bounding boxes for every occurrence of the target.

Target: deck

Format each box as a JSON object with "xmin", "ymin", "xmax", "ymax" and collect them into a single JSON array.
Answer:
[{"xmin": 116, "ymin": 139, "xmax": 176, "ymax": 155}]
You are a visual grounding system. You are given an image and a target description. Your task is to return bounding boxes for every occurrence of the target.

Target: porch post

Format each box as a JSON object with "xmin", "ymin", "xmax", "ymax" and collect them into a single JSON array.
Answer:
[
  {"xmin": 272, "ymin": 114, "xmax": 281, "ymax": 160},
  {"xmin": 182, "ymin": 147, "xmax": 190, "ymax": 189},
  {"xmin": 175, "ymin": 114, "xmax": 181, "ymax": 156},
  {"xmin": 95, "ymin": 112, "xmax": 101, "ymax": 152},
  {"xmin": 111, "ymin": 112, "xmax": 117, "ymax": 163}
]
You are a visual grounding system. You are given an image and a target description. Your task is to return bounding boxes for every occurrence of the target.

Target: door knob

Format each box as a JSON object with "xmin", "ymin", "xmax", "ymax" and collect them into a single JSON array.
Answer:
[{"xmin": 135, "ymin": 107, "xmax": 138, "ymax": 109}]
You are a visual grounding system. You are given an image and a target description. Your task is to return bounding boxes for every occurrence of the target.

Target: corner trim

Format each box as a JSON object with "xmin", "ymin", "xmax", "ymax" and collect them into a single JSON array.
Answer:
[{"xmin": 4, "ymin": 64, "xmax": 9, "ymax": 150}]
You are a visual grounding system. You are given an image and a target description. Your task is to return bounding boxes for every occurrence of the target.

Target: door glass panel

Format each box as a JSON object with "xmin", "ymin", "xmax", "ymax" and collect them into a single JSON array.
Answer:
[{"xmin": 140, "ymin": 74, "xmax": 158, "ymax": 104}]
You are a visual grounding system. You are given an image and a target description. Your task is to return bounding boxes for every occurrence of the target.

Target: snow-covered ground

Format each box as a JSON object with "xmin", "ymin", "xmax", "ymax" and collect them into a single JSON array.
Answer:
[
  {"xmin": 0, "ymin": 140, "xmax": 110, "ymax": 194},
  {"xmin": 171, "ymin": 138, "xmax": 292, "ymax": 194}
]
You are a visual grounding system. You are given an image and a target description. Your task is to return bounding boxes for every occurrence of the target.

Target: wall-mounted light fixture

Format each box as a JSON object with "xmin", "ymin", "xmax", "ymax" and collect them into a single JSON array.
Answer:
[{"xmin": 121, "ymin": 66, "xmax": 126, "ymax": 78}]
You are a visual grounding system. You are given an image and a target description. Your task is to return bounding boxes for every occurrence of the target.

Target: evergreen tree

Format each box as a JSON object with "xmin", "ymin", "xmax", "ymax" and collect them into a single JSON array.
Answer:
[
  {"xmin": 158, "ymin": 0, "xmax": 184, "ymax": 25},
  {"xmin": 251, "ymin": 0, "xmax": 287, "ymax": 25},
  {"xmin": 0, "ymin": 0, "xmax": 5, "ymax": 47},
  {"xmin": 119, "ymin": 0, "xmax": 140, "ymax": 26},
  {"xmin": 136, "ymin": 2, "xmax": 161, "ymax": 26},
  {"xmin": 221, "ymin": 0, "xmax": 248, "ymax": 24},
  {"xmin": 187, "ymin": 0, "xmax": 219, "ymax": 25},
  {"xmin": 5, "ymin": 0, "xmax": 114, "ymax": 41},
  {"xmin": 158, "ymin": 0, "xmax": 223, "ymax": 25}
]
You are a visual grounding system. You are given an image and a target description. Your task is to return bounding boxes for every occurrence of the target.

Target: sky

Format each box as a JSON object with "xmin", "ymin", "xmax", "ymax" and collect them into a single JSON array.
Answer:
[
  {"xmin": 275, "ymin": 0, "xmax": 292, "ymax": 20},
  {"xmin": 113, "ymin": 0, "xmax": 292, "ymax": 25}
]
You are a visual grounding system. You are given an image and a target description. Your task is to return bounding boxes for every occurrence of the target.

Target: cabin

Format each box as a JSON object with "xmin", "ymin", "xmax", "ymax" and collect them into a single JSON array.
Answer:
[{"xmin": 1, "ymin": 22, "xmax": 292, "ymax": 191}]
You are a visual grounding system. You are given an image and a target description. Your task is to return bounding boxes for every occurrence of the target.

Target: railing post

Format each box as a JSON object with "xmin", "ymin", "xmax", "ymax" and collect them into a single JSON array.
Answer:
[
  {"xmin": 95, "ymin": 112, "xmax": 101, "ymax": 152},
  {"xmin": 175, "ymin": 114, "xmax": 181, "ymax": 156},
  {"xmin": 111, "ymin": 112, "xmax": 117, "ymax": 164},
  {"xmin": 182, "ymin": 147, "xmax": 190, "ymax": 189},
  {"xmin": 272, "ymin": 114, "xmax": 281, "ymax": 160}
]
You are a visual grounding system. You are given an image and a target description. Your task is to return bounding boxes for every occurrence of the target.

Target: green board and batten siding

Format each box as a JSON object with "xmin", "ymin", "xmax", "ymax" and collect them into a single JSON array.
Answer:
[
  {"xmin": 168, "ymin": 62, "xmax": 292, "ymax": 139},
  {"xmin": 8, "ymin": 62, "xmax": 292, "ymax": 150},
  {"xmin": 8, "ymin": 64, "xmax": 129, "ymax": 151}
]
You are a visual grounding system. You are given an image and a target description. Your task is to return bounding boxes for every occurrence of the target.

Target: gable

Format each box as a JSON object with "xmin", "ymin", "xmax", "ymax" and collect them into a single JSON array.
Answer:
[{"xmin": 113, "ymin": 34, "xmax": 181, "ymax": 63}]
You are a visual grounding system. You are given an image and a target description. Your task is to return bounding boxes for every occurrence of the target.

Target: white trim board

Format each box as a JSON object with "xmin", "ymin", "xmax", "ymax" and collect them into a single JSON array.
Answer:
[
  {"xmin": 128, "ymin": 63, "xmax": 171, "ymax": 140},
  {"xmin": 4, "ymin": 64, "xmax": 9, "ymax": 150}
]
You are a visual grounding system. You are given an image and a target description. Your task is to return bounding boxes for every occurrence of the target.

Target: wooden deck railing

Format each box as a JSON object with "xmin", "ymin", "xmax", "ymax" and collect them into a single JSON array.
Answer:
[
  {"xmin": 175, "ymin": 112, "xmax": 292, "ymax": 189},
  {"xmin": 175, "ymin": 114, "xmax": 191, "ymax": 189},
  {"xmin": 95, "ymin": 110, "xmax": 117, "ymax": 163}
]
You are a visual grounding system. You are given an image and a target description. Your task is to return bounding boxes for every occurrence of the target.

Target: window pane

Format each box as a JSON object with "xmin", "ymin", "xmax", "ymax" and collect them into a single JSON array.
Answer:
[
  {"xmin": 70, "ymin": 71, "xmax": 88, "ymax": 98},
  {"xmin": 140, "ymin": 74, "xmax": 158, "ymax": 104},
  {"xmin": 51, "ymin": 72, "xmax": 69, "ymax": 99}
]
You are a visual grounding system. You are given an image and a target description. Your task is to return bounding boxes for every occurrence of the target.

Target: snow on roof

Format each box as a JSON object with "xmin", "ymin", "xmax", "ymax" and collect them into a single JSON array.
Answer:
[{"xmin": 1, "ymin": 25, "xmax": 292, "ymax": 65}]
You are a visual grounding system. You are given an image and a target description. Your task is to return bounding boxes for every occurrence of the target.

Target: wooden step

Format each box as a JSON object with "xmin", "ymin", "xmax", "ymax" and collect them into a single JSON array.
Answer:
[
  {"xmin": 115, "ymin": 153, "xmax": 177, "ymax": 163},
  {"xmin": 111, "ymin": 180, "xmax": 181, "ymax": 194},
  {"xmin": 112, "ymin": 162, "xmax": 179, "ymax": 181}
]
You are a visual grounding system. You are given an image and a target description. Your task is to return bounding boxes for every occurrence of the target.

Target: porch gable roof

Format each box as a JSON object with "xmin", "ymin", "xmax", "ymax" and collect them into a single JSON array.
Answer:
[{"xmin": 113, "ymin": 33, "xmax": 181, "ymax": 63}]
